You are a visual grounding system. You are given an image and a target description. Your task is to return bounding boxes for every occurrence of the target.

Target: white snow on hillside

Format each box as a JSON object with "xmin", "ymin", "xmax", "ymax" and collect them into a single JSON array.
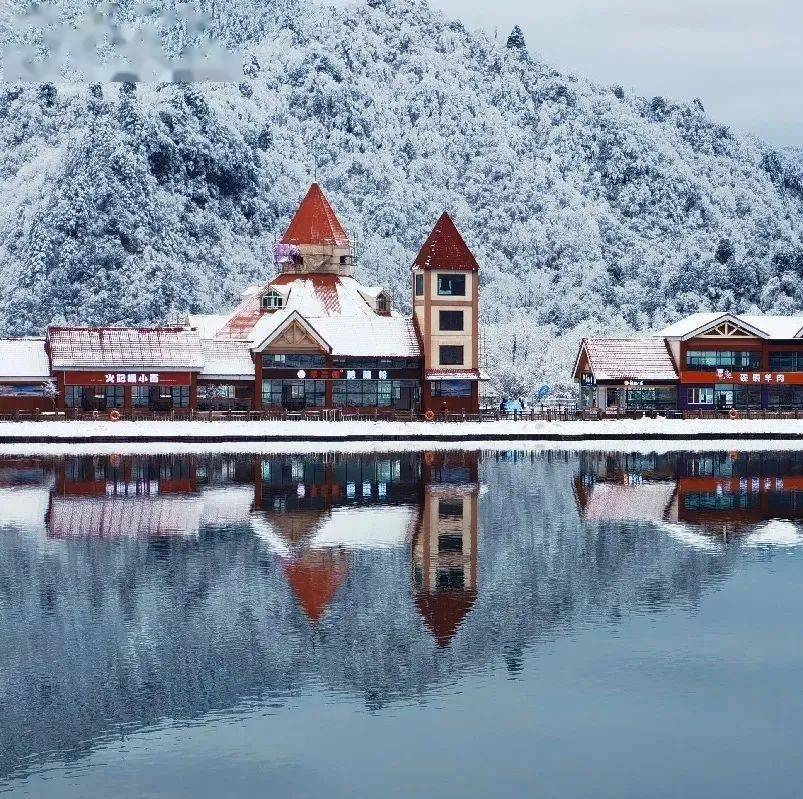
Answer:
[{"xmin": 0, "ymin": 0, "xmax": 802, "ymax": 398}]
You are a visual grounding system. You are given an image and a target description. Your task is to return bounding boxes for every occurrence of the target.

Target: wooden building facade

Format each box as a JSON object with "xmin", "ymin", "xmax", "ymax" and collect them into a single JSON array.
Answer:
[{"xmin": 574, "ymin": 312, "xmax": 803, "ymax": 412}]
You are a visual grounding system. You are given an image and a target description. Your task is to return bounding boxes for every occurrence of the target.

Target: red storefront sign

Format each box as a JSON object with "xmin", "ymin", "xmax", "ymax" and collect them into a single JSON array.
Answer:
[
  {"xmin": 680, "ymin": 370, "xmax": 803, "ymax": 385},
  {"xmin": 62, "ymin": 371, "xmax": 192, "ymax": 386}
]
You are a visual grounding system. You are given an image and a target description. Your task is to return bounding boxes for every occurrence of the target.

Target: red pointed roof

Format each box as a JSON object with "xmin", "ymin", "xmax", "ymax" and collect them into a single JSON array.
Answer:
[
  {"xmin": 280, "ymin": 184, "xmax": 349, "ymax": 248},
  {"xmin": 415, "ymin": 590, "xmax": 477, "ymax": 647},
  {"xmin": 284, "ymin": 550, "xmax": 349, "ymax": 624},
  {"xmin": 413, "ymin": 212, "xmax": 479, "ymax": 272}
]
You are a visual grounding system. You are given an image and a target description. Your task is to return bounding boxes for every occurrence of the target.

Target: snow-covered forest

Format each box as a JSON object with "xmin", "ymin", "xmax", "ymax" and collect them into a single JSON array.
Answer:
[{"xmin": 1, "ymin": 0, "xmax": 802, "ymax": 396}]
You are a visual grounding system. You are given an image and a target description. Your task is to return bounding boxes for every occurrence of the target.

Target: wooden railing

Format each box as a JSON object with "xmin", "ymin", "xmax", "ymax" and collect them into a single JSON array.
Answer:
[{"xmin": 2, "ymin": 407, "xmax": 803, "ymax": 423}]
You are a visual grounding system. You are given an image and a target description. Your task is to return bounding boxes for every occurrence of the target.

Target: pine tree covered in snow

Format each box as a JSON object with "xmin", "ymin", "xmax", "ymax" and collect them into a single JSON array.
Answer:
[
  {"xmin": 0, "ymin": 0, "xmax": 802, "ymax": 395},
  {"xmin": 506, "ymin": 25, "xmax": 527, "ymax": 54}
]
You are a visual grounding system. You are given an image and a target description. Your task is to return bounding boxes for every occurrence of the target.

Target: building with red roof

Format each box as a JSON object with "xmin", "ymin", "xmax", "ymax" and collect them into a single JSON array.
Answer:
[{"xmin": 0, "ymin": 184, "xmax": 483, "ymax": 416}]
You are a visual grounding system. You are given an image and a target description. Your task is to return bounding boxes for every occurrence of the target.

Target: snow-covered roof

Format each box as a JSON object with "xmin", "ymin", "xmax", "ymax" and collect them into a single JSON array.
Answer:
[
  {"xmin": 187, "ymin": 313, "xmax": 233, "ymax": 339},
  {"xmin": 654, "ymin": 312, "xmax": 803, "ymax": 340},
  {"xmin": 581, "ymin": 481, "xmax": 677, "ymax": 522},
  {"xmin": 578, "ymin": 338, "xmax": 678, "ymax": 381},
  {"xmin": 0, "ymin": 339, "xmax": 50, "ymax": 381},
  {"xmin": 200, "ymin": 339, "xmax": 254, "ymax": 379},
  {"xmin": 314, "ymin": 316, "xmax": 419, "ymax": 357},
  {"xmin": 270, "ymin": 274, "xmax": 379, "ymax": 317},
  {"xmin": 309, "ymin": 505, "xmax": 418, "ymax": 550},
  {"xmin": 653, "ymin": 313, "xmax": 723, "ymax": 338},
  {"xmin": 252, "ymin": 310, "xmax": 420, "ymax": 358},
  {"xmin": 739, "ymin": 315, "xmax": 803, "ymax": 339},
  {"xmin": 48, "ymin": 495, "xmax": 202, "ymax": 538},
  {"xmin": 48, "ymin": 327, "xmax": 204, "ymax": 370}
]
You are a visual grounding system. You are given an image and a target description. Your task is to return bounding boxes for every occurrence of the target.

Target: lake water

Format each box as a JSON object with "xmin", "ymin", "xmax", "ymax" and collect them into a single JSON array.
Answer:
[{"xmin": 1, "ymin": 448, "xmax": 802, "ymax": 798}]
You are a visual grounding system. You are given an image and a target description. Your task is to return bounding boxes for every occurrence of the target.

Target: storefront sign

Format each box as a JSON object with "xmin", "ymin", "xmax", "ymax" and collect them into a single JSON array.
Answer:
[
  {"xmin": 62, "ymin": 371, "xmax": 192, "ymax": 386},
  {"xmin": 681, "ymin": 370, "xmax": 803, "ymax": 385},
  {"xmin": 624, "ymin": 380, "xmax": 644, "ymax": 386}
]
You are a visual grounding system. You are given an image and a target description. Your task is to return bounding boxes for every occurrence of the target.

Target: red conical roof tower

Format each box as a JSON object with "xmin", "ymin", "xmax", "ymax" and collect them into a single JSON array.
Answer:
[
  {"xmin": 284, "ymin": 550, "xmax": 349, "ymax": 624},
  {"xmin": 413, "ymin": 212, "xmax": 478, "ymax": 272},
  {"xmin": 280, "ymin": 183, "xmax": 350, "ymax": 248}
]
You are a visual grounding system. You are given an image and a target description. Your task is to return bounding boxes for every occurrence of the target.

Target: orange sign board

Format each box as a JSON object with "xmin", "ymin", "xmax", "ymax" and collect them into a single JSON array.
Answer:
[{"xmin": 680, "ymin": 371, "xmax": 803, "ymax": 385}]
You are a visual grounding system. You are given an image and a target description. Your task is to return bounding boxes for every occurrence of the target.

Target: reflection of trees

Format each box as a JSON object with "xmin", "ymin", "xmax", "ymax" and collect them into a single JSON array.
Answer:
[{"xmin": 0, "ymin": 451, "xmax": 741, "ymax": 784}]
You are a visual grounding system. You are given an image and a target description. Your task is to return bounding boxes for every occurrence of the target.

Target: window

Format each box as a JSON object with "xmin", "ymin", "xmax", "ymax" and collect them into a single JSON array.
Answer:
[
  {"xmin": 262, "ymin": 353, "xmax": 326, "ymax": 370},
  {"xmin": 431, "ymin": 380, "xmax": 472, "ymax": 397},
  {"xmin": 339, "ymin": 255, "xmax": 351, "ymax": 266},
  {"xmin": 438, "ymin": 534, "xmax": 464, "ymax": 553},
  {"xmin": 66, "ymin": 385, "xmax": 122, "ymax": 410},
  {"xmin": 625, "ymin": 387, "xmax": 677, "ymax": 410},
  {"xmin": 105, "ymin": 386, "xmax": 125, "ymax": 408},
  {"xmin": 687, "ymin": 387, "xmax": 714, "ymax": 405},
  {"xmin": 261, "ymin": 290, "xmax": 284, "ymax": 310},
  {"xmin": 733, "ymin": 385, "xmax": 762, "ymax": 409},
  {"xmin": 437, "ymin": 274, "xmax": 466, "ymax": 296},
  {"xmin": 684, "ymin": 493, "xmax": 761, "ymax": 512},
  {"xmin": 768, "ymin": 386, "xmax": 803, "ymax": 408},
  {"xmin": 171, "ymin": 386, "xmax": 190, "ymax": 408},
  {"xmin": 377, "ymin": 294, "xmax": 390, "ymax": 313},
  {"xmin": 262, "ymin": 379, "xmax": 325, "ymax": 407},
  {"xmin": 439, "ymin": 310, "xmax": 464, "ymax": 331},
  {"xmin": 415, "ymin": 273, "xmax": 424, "ymax": 296},
  {"xmin": 768, "ymin": 352, "xmax": 803, "ymax": 372},
  {"xmin": 0, "ymin": 383, "xmax": 46, "ymax": 397},
  {"xmin": 685, "ymin": 350, "xmax": 761, "ymax": 371},
  {"xmin": 439, "ymin": 346, "xmax": 464, "ymax": 366},
  {"xmin": 439, "ymin": 500, "xmax": 463, "ymax": 518},
  {"xmin": 197, "ymin": 384, "xmax": 235, "ymax": 400},
  {"xmin": 132, "ymin": 386, "xmax": 150, "ymax": 407}
]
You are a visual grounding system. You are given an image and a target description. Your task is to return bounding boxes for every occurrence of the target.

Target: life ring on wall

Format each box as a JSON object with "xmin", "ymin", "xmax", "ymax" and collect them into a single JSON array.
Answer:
[
  {"xmin": 109, "ymin": 409, "xmax": 122, "ymax": 422},
  {"xmin": 424, "ymin": 409, "xmax": 436, "ymax": 422},
  {"xmin": 728, "ymin": 408, "xmax": 739, "ymax": 420}
]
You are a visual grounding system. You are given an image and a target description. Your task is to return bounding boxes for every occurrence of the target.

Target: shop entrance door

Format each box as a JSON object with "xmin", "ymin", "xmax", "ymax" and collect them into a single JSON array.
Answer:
[
  {"xmin": 395, "ymin": 387, "xmax": 414, "ymax": 410},
  {"xmin": 282, "ymin": 382, "xmax": 305, "ymax": 412}
]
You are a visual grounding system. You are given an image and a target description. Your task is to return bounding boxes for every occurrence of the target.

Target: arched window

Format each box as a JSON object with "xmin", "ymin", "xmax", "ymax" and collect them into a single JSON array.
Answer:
[{"xmin": 262, "ymin": 290, "xmax": 284, "ymax": 310}]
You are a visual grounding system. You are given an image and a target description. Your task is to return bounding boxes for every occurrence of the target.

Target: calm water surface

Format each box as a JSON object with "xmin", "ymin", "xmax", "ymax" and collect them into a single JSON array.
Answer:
[{"xmin": 1, "ymin": 448, "xmax": 802, "ymax": 798}]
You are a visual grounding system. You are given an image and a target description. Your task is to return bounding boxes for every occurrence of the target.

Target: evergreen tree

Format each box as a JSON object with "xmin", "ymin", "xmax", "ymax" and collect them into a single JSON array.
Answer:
[{"xmin": 506, "ymin": 25, "xmax": 527, "ymax": 54}]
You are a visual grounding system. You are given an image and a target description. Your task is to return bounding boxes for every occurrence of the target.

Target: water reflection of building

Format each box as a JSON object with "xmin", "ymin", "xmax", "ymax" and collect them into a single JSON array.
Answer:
[
  {"xmin": 575, "ymin": 451, "xmax": 803, "ymax": 541},
  {"xmin": 37, "ymin": 451, "xmax": 483, "ymax": 640},
  {"xmin": 253, "ymin": 453, "xmax": 423, "ymax": 623},
  {"xmin": 46, "ymin": 455, "xmax": 254, "ymax": 538},
  {"xmin": 413, "ymin": 452, "xmax": 479, "ymax": 647}
]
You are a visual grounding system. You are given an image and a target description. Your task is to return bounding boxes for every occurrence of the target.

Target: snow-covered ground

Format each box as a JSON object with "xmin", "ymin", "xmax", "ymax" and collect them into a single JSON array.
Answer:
[{"xmin": 0, "ymin": 416, "xmax": 802, "ymax": 447}]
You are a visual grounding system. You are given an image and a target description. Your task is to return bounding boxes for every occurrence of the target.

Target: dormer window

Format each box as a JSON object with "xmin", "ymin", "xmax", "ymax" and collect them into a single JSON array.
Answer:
[
  {"xmin": 377, "ymin": 293, "xmax": 390, "ymax": 313},
  {"xmin": 262, "ymin": 289, "xmax": 284, "ymax": 310}
]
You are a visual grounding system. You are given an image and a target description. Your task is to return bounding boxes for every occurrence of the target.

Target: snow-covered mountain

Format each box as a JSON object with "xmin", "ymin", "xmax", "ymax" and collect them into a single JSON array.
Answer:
[{"xmin": 1, "ymin": 0, "xmax": 802, "ymax": 394}]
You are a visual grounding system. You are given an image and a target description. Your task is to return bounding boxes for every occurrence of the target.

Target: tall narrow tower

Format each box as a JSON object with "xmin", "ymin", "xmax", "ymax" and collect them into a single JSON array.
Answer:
[
  {"xmin": 412, "ymin": 213, "xmax": 480, "ymax": 414},
  {"xmin": 275, "ymin": 183, "xmax": 353, "ymax": 275}
]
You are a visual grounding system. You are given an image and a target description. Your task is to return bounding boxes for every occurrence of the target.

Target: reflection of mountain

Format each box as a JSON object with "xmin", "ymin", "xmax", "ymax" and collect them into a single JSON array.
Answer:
[
  {"xmin": 0, "ymin": 448, "xmax": 790, "ymax": 784},
  {"xmin": 575, "ymin": 451, "xmax": 803, "ymax": 541}
]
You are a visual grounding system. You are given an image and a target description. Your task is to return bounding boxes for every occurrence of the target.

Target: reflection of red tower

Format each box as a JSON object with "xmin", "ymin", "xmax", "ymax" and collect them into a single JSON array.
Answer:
[
  {"xmin": 413, "ymin": 452, "xmax": 479, "ymax": 647},
  {"xmin": 284, "ymin": 550, "xmax": 349, "ymax": 624}
]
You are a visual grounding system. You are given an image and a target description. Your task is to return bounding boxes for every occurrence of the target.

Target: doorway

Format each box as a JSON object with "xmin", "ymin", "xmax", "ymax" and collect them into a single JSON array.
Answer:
[{"xmin": 282, "ymin": 382, "xmax": 305, "ymax": 411}]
